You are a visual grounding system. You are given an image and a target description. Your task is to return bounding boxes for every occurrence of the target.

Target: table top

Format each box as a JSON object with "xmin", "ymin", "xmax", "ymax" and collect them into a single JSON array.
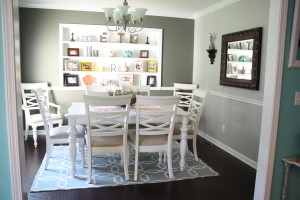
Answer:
[
  {"xmin": 282, "ymin": 157, "xmax": 300, "ymax": 167},
  {"xmin": 65, "ymin": 102, "xmax": 189, "ymax": 118}
]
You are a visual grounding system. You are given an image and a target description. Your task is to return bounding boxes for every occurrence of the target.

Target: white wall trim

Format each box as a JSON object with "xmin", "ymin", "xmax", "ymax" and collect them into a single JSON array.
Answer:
[
  {"xmin": 254, "ymin": 0, "xmax": 286, "ymax": 199},
  {"xmin": 1, "ymin": 0, "xmax": 23, "ymax": 199},
  {"xmin": 209, "ymin": 91, "xmax": 263, "ymax": 106},
  {"xmin": 198, "ymin": 130, "xmax": 257, "ymax": 169},
  {"xmin": 193, "ymin": 0, "xmax": 240, "ymax": 19}
]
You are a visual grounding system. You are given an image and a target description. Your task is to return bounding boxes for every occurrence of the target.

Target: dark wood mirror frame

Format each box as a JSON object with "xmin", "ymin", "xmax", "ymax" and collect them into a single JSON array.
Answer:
[{"xmin": 220, "ymin": 27, "xmax": 262, "ymax": 90}]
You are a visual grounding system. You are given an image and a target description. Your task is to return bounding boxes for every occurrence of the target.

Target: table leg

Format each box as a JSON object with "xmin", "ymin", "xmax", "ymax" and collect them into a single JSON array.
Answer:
[
  {"xmin": 68, "ymin": 118, "xmax": 78, "ymax": 178},
  {"xmin": 282, "ymin": 162, "xmax": 291, "ymax": 200},
  {"xmin": 180, "ymin": 114, "xmax": 189, "ymax": 171}
]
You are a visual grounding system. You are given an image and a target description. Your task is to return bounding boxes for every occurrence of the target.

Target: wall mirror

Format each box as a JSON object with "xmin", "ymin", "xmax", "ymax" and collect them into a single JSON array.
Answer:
[{"xmin": 220, "ymin": 27, "xmax": 262, "ymax": 90}]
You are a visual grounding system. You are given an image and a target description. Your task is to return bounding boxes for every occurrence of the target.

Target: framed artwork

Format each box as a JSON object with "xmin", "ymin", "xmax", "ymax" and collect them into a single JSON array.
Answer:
[
  {"xmin": 147, "ymin": 75, "xmax": 157, "ymax": 87},
  {"xmin": 227, "ymin": 54, "xmax": 234, "ymax": 61},
  {"xmin": 64, "ymin": 60, "xmax": 79, "ymax": 71},
  {"xmin": 147, "ymin": 60, "xmax": 157, "ymax": 72},
  {"xmin": 80, "ymin": 62, "xmax": 92, "ymax": 71},
  {"xmin": 63, "ymin": 73, "xmax": 79, "ymax": 86},
  {"xmin": 231, "ymin": 64, "xmax": 238, "ymax": 74},
  {"xmin": 134, "ymin": 60, "xmax": 144, "ymax": 72},
  {"xmin": 67, "ymin": 48, "xmax": 79, "ymax": 56},
  {"xmin": 82, "ymin": 36, "xmax": 92, "ymax": 42},
  {"xmin": 118, "ymin": 73, "xmax": 133, "ymax": 86},
  {"xmin": 289, "ymin": 0, "xmax": 300, "ymax": 68},
  {"xmin": 130, "ymin": 34, "xmax": 138, "ymax": 43},
  {"xmin": 140, "ymin": 50, "xmax": 149, "ymax": 58}
]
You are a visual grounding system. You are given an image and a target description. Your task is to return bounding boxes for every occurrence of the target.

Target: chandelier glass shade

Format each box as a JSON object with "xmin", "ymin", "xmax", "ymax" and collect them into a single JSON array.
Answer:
[{"xmin": 103, "ymin": 0, "xmax": 147, "ymax": 33}]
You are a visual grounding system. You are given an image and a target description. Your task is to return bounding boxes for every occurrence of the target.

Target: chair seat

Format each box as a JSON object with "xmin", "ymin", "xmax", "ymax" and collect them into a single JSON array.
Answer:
[
  {"xmin": 50, "ymin": 125, "xmax": 85, "ymax": 139},
  {"xmin": 173, "ymin": 124, "xmax": 194, "ymax": 135},
  {"xmin": 30, "ymin": 113, "xmax": 62, "ymax": 123},
  {"xmin": 87, "ymin": 135, "xmax": 124, "ymax": 147},
  {"xmin": 128, "ymin": 130, "xmax": 168, "ymax": 146}
]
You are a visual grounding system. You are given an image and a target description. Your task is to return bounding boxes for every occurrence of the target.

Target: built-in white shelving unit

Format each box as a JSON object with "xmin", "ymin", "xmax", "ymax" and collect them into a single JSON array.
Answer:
[{"xmin": 59, "ymin": 23, "xmax": 163, "ymax": 89}]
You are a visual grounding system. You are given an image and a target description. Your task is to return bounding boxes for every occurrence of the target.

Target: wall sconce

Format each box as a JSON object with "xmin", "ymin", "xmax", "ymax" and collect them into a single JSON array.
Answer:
[{"xmin": 206, "ymin": 33, "xmax": 217, "ymax": 64}]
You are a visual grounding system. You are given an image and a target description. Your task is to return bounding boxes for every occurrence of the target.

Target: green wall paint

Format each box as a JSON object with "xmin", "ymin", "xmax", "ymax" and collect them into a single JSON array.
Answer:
[
  {"xmin": 270, "ymin": 0, "xmax": 300, "ymax": 199},
  {"xmin": 0, "ymin": 6, "xmax": 13, "ymax": 200}
]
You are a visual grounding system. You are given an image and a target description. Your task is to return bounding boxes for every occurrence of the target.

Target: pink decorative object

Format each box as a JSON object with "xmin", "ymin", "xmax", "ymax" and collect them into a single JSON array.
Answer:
[{"xmin": 83, "ymin": 74, "xmax": 94, "ymax": 85}]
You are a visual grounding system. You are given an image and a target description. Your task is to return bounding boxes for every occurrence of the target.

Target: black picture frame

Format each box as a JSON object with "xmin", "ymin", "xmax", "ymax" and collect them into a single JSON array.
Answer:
[
  {"xmin": 64, "ymin": 73, "xmax": 79, "ymax": 86},
  {"xmin": 130, "ymin": 34, "xmax": 138, "ymax": 43},
  {"xmin": 140, "ymin": 50, "xmax": 149, "ymax": 58},
  {"xmin": 220, "ymin": 27, "xmax": 262, "ymax": 90},
  {"xmin": 147, "ymin": 75, "xmax": 156, "ymax": 87}
]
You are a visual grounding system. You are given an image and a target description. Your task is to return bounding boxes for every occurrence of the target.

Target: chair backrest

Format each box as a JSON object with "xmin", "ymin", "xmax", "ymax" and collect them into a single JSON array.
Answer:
[
  {"xmin": 135, "ymin": 96, "xmax": 180, "ymax": 142},
  {"xmin": 85, "ymin": 85, "xmax": 115, "ymax": 96},
  {"xmin": 173, "ymin": 83, "xmax": 198, "ymax": 109},
  {"xmin": 84, "ymin": 95, "xmax": 131, "ymax": 145},
  {"xmin": 21, "ymin": 83, "xmax": 49, "ymax": 110},
  {"xmin": 122, "ymin": 85, "xmax": 150, "ymax": 96},
  {"xmin": 32, "ymin": 88, "xmax": 53, "ymax": 138},
  {"xmin": 188, "ymin": 89, "xmax": 208, "ymax": 129}
]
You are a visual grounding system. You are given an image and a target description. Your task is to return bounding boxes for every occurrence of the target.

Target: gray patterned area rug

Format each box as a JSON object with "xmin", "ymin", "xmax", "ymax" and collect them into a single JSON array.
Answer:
[{"xmin": 31, "ymin": 142, "xmax": 219, "ymax": 192}]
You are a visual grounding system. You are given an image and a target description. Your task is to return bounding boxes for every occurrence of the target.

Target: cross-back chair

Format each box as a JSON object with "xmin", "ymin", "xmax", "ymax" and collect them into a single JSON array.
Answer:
[
  {"xmin": 21, "ymin": 82, "xmax": 62, "ymax": 147},
  {"xmin": 173, "ymin": 83, "xmax": 198, "ymax": 110},
  {"xmin": 173, "ymin": 89, "xmax": 207, "ymax": 161},
  {"xmin": 84, "ymin": 95, "xmax": 131, "ymax": 183},
  {"xmin": 33, "ymin": 88, "xmax": 85, "ymax": 169},
  {"xmin": 128, "ymin": 95, "xmax": 180, "ymax": 181}
]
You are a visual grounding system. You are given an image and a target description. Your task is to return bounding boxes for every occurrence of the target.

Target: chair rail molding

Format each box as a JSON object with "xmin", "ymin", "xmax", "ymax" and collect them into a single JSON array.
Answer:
[
  {"xmin": 209, "ymin": 90, "xmax": 263, "ymax": 106},
  {"xmin": 2, "ymin": 0, "xmax": 23, "ymax": 199}
]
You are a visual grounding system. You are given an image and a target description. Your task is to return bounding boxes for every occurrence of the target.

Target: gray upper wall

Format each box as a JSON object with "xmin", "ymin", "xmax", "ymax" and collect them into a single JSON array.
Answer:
[{"xmin": 19, "ymin": 8, "xmax": 194, "ymax": 87}]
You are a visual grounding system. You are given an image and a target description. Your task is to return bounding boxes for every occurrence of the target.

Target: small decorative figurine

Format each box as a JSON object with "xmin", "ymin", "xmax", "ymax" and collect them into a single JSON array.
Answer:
[
  {"xmin": 70, "ymin": 32, "xmax": 75, "ymax": 42},
  {"xmin": 145, "ymin": 36, "xmax": 150, "ymax": 44},
  {"xmin": 111, "ymin": 33, "xmax": 117, "ymax": 43},
  {"xmin": 123, "ymin": 50, "xmax": 132, "ymax": 58},
  {"xmin": 118, "ymin": 33, "xmax": 125, "ymax": 43},
  {"xmin": 206, "ymin": 33, "xmax": 217, "ymax": 64},
  {"xmin": 109, "ymin": 50, "xmax": 116, "ymax": 57}
]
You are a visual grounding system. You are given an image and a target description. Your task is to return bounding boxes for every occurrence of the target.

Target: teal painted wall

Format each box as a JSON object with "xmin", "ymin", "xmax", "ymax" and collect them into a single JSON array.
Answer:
[
  {"xmin": 270, "ymin": 0, "xmax": 300, "ymax": 199},
  {"xmin": 0, "ymin": 5, "xmax": 13, "ymax": 200}
]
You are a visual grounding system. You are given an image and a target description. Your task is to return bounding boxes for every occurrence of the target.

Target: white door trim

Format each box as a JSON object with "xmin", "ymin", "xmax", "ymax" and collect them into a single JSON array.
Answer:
[
  {"xmin": 254, "ymin": 0, "xmax": 287, "ymax": 199},
  {"xmin": 1, "ymin": 0, "xmax": 23, "ymax": 199}
]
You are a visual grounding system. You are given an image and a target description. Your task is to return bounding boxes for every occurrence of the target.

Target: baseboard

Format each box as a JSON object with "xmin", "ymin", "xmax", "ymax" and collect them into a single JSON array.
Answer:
[{"xmin": 197, "ymin": 130, "xmax": 257, "ymax": 169}]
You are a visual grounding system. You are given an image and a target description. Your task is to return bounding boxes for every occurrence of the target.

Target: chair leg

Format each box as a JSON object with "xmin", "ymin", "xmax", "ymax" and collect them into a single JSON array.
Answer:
[
  {"xmin": 44, "ymin": 143, "xmax": 53, "ymax": 169},
  {"xmin": 32, "ymin": 125, "xmax": 38, "ymax": 147},
  {"xmin": 79, "ymin": 139, "xmax": 86, "ymax": 167},
  {"xmin": 87, "ymin": 148, "xmax": 92, "ymax": 184},
  {"xmin": 158, "ymin": 152, "xmax": 162, "ymax": 164},
  {"xmin": 164, "ymin": 151, "xmax": 167, "ymax": 163},
  {"xmin": 123, "ymin": 147, "xmax": 129, "ymax": 181},
  {"xmin": 24, "ymin": 124, "xmax": 29, "ymax": 141},
  {"xmin": 134, "ymin": 147, "xmax": 139, "ymax": 181},
  {"xmin": 167, "ymin": 148, "xmax": 174, "ymax": 179},
  {"xmin": 193, "ymin": 134, "xmax": 199, "ymax": 161}
]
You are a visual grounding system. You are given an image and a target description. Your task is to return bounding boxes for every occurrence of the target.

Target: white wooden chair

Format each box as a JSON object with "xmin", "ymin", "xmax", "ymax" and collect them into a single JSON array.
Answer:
[
  {"xmin": 85, "ymin": 85, "xmax": 115, "ymax": 96},
  {"xmin": 122, "ymin": 85, "xmax": 151, "ymax": 96},
  {"xmin": 84, "ymin": 95, "xmax": 131, "ymax": 183},
  {"xmin": 21, "ymin": 83, "xmax": 63, "ymax": 147},
  {"xmin": 173, "ymin": 89, "xmax": 207, "ymax": 161},
  {"xmin": 173, "ymin": 83, "xmax": 198, "ymax": 109},
  {"xmin": 128, "ymin": 95, "xmax": 180, "ymax": 181},
  {"xmin": 33, "ymin": 88, "xmax": 86, "ymax": 169}
]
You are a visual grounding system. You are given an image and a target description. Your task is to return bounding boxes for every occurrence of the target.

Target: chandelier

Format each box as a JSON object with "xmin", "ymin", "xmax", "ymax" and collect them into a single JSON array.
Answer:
[{"xmin": 103, "ymin": 0, "xmax": 147, "ymax": 33}]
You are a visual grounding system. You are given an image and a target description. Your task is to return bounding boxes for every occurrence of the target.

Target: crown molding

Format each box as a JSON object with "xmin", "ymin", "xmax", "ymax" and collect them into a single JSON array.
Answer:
[{"xmin": 193, "ymin": 0, "xmax": 240, "ymax": 19}]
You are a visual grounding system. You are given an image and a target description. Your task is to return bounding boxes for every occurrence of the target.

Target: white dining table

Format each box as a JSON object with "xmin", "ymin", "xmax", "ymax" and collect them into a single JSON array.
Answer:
[{"xmin": 65, "ymin": 102, "xmax": 191, "ymax": 178}]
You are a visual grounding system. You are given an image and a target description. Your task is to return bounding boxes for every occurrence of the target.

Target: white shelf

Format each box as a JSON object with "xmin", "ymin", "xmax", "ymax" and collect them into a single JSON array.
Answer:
[{"xmin": 59, "ymin": 24, "xmax": 163, "ymax": 88}]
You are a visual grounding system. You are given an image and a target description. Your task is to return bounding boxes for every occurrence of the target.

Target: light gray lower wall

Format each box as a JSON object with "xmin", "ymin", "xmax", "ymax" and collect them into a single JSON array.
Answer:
[{"xmin": 193, "ymin": 0, "xmax": 270, "ymax": 162}]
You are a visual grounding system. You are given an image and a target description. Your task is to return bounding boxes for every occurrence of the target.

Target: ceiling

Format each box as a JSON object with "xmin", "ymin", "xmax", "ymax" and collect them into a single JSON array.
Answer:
[{"xmin": 18, "ymin": 0, "xmax": 239, "ymax": 19}]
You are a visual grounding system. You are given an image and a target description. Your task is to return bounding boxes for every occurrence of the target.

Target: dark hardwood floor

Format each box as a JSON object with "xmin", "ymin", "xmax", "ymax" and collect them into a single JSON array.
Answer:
[{"xmin": 25, "ymin": 135, "xmax": 256, "ymax": 200}]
